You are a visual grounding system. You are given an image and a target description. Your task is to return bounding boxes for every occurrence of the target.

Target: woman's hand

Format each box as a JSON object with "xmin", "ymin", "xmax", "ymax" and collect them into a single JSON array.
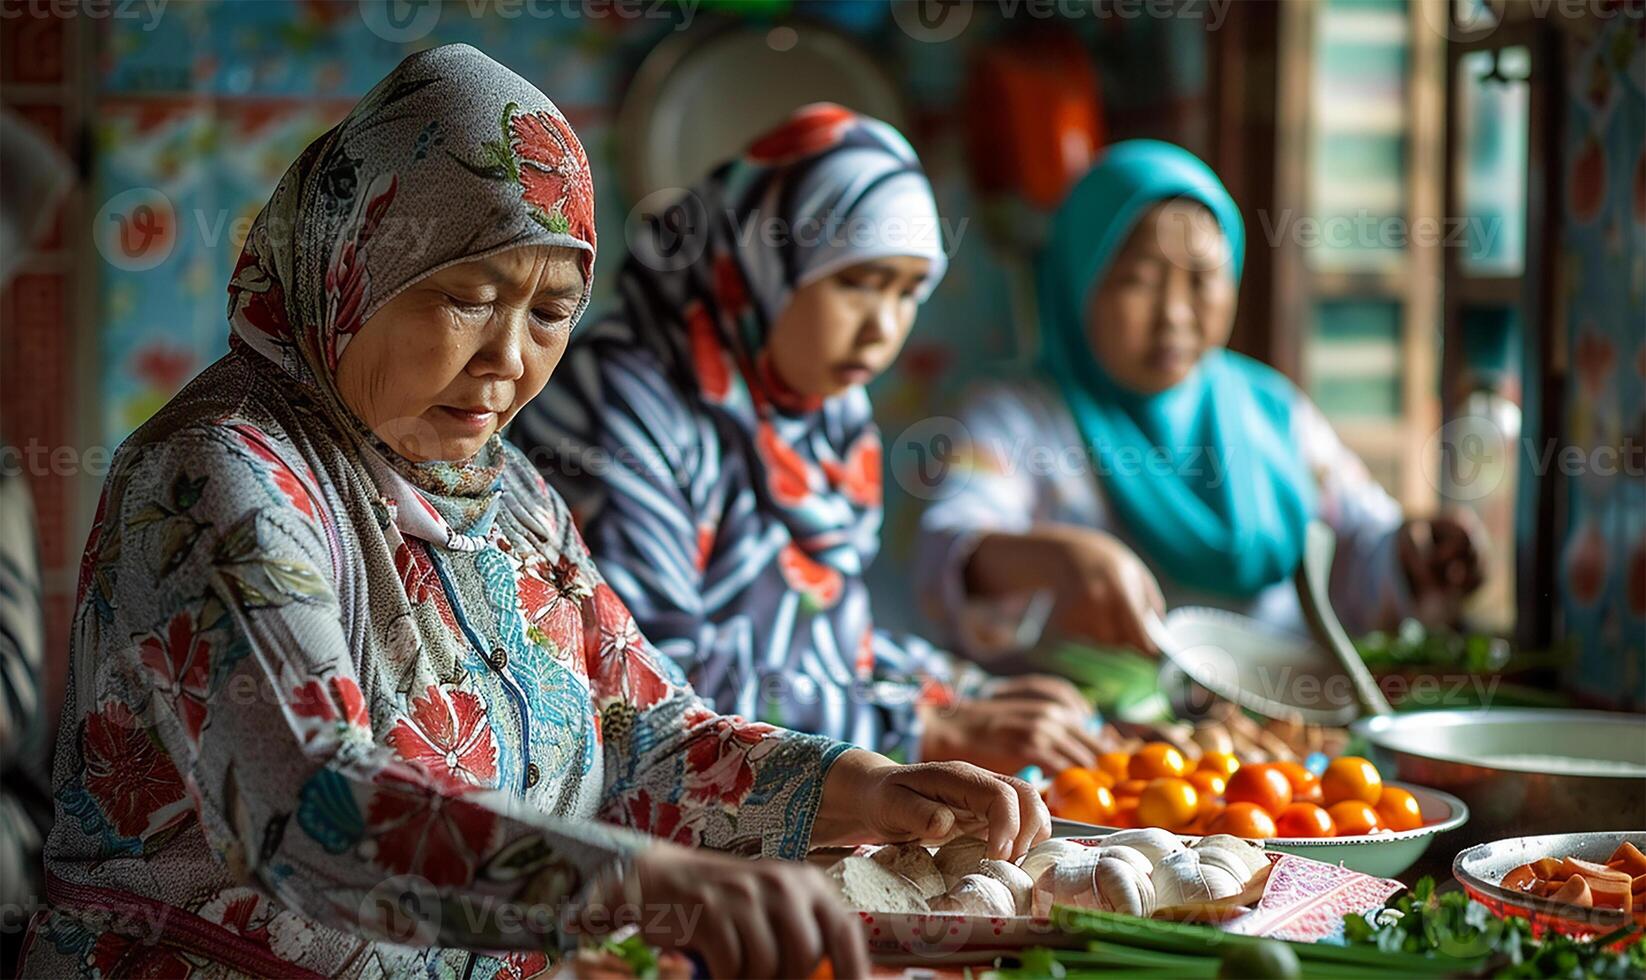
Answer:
[
  {"xmin": 576, "ymin": 845, "xmax": 869, "ymax": 979},
  {"xmin": 917, "ymin": 696, "xmax": 1106, "ymax": 774},
  {"xmin": 1398, "ymin": 510, "xmax": 1487, "ymax": 624},
  {"xmin": 967, "ymin": 526, "xmax": 1164, "ymax": 652},
  {"xmin": 980, "ymin": 673, "xmax": 1092, "ymax": 718},
  {"xmin": 812, "ymin": 750, "xmax": 1050, "ymax": 861}
]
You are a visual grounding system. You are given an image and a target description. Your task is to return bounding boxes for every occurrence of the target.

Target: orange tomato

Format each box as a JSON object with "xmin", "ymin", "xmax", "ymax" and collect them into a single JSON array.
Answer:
[
  {"xmin": 1047, "ymin": 768, "xmax": 1097, "ymax": 812},
  {"xmin": 1189, "ymin": 798, "xmax": 1226, "ymax": 834},
  {"xmin": 1137, "ymin": 777, "xmax": 1200, "ymax": 830},
  {"xmin": 1047, "ymin": 769, "xmax": 1115, "ymax": 824},
  {"xmin": 1274, "ymin": 802, "xmax": 1336, "ymax": 838},
  {"xmin": 1224, "ymin": 763, "xmax": 1293, "ymax": 815},
  {"xmin": 1321, "ymin": 756, "xmax": 1383, "ymax": 806},
  {"xmin": 1129, "ymin": 742, "xmax": 1190, "ymax": 780},
  {"xmin": 1207, "ymin": 801, "xmax": 1278, "ymax": 839},
  {"xmin": 1197, "ymin": 751, "xmax": 1241, "ymax": 778},
  {"xmin": 1067, "ymin": 785, "xmax": 1117, "ymax": 825},
  {"xmin": 1088, "ymin": 769, "xmax": 1116, "ymax": 789},
  {"xmin": 1327, "ymin": 800, "xmax": 1382, "ymax": 836},
  {"xmin": 1269, "ymin": 761, "xmax": 1322, "ymax": 803},
  {"xmin": 1187, "ymin": 770, "xmax": 1227, "ymax": 797},
  {"xmin": 1374, "ymin": 786, "xmax": 1423, "ymax": 831},
  {"xmin": 1109, "ymin": 802, "xmax": 1139, "ymax": 828},
  {"xmin": 1114, "ymin": 778, "xmax": 1150, "ymax": 798},
  {"xmin": 1098, "ymin": 752, "xmax": 1132, "ymax": 781}
]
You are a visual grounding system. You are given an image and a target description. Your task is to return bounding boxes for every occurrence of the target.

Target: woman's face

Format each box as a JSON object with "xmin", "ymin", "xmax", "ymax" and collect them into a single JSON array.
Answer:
[
  {"xmin": 1085, "ymin": 199, "xmax": 1237, "ymax": 395},
  {"xmin": 336, "ymin": 245, "xmax": 585, "ymax": 462},
  {"xmin": 766, "ymin": 255, "xmax": 932, "ymax": 399}
]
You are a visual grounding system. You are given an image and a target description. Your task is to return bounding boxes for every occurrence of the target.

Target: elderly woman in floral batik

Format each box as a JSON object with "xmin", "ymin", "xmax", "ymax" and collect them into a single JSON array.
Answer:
[{"xmin": 20, "ymin": 45, "xmax": 1046, "ymax": 980}]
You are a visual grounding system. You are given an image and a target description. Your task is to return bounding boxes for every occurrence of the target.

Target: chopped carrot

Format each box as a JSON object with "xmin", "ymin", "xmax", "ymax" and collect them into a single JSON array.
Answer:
[
  {"xmin": 1502, "ymin": 864, "xmax": 1539, "ymax": 892},
  {"xmin": 1530, "ymin": 857, "xmax": 1564, "ymax": 879},
  {"xmin": 1587, "ymin": 876, "xmax": 1633, "ymax": 913},
  {"xmin": 807, "ymin": 957, "xmax": 834, "ymax": 980},
  {"xmin": 1550, "ymin": 876, "xmax": 1594, "ymax": 908},
  {"xmin": 1607, "ymin": 842, "xmax": 1646, "ymax": 876},
  {"xmin": 1560, "ymin": 856, "xmax": 1633, "ymax": 885}
]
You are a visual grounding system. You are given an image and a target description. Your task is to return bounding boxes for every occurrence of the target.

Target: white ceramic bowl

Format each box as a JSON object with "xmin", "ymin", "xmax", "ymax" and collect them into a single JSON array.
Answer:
[{"xmin": 1053, "ymin": 781, "xmax": 1469, "ymax": 880}]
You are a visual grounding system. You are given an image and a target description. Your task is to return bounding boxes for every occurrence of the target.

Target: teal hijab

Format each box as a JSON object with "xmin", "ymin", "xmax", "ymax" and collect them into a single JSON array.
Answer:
[{"xmin": 1037, "ymin": 140, "xmax": 1317, "ymax": 599}]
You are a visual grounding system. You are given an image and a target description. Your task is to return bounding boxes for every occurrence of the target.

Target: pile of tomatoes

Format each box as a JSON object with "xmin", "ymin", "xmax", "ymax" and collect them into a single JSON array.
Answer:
[{"xmin": 1044, "ymin": 742, "xmax": 1424, "ymax": 839}]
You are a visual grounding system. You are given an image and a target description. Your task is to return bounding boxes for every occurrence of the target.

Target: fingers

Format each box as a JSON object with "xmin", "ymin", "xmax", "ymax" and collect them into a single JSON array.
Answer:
[
  {"xmin": 691, "ymin": 899, "xmax": 744, "ymax": 980},
  {"xmin": 767, "ymin": 867, "xmax": 826, "ymax": 979},
  {"xmin": 992, "ymin": 674, "xmax": 1091, "ymax": 718},
  {"xmin": 890, "ymin": 762, "xmax": 1022, "ymax": 860},
  {"xmin": 817, "ymin": 887, "xmax": 871, "ymax": 980},
  {"xmin": 1001, "ymin": 773, "xmax": 1050, "ymax": 856}
]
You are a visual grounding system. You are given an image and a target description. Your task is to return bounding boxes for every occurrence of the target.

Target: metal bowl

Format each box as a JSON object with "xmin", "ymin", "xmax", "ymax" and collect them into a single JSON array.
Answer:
[
  {"xmin": 1352, "ymin": 709, "xmax": 1646, "ymax": 855},
  {"xmin": 1453, "ymin": 831, "xmax": 1646, "ymax": 939},
  {"xmin": 1153, "ymin": 607, "xmax": 1360, "ymax": 726}
]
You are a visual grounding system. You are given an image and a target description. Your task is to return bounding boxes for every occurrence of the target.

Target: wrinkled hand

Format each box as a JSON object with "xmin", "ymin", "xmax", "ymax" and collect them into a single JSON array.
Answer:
[
  {"xmin": 1398, "ymin": 510, "xmax": 1486, "ymax": 623},
  {"xmin": 815, "ymin": 752, "xmax": 1050, "ymax": 861},
  {"xmin": 1042, "ymin": 526, "xmax": 1165, "ymax": 653},
  {"xmin": 576, "ymin": 844, "xmax": 868, "ymax": 980},
  {"xmin": 918, "ymin": 695, "xmax": 1106, "ymax": 774}
]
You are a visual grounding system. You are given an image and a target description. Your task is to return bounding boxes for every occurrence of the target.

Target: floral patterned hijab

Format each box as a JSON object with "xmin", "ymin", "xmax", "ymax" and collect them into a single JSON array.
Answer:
[{"xmin": 226, "ymin": 42, "xmax": 596, "ymax": 551}]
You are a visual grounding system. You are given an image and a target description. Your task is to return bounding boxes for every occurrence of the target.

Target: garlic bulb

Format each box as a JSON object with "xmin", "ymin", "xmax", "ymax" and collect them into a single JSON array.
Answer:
[
  {"xmin": 1099, "ymin": 828, "xmax": 1186, "ymax": 865},
  {"xmin": 1193, "ymin": 846, "xmax": 1259, "ymax": 887},
  {"xmin": 931, "ymin": 873, "xmax": 1017, "ymax": 916},
  {"xmin": 1191, "ymin": 835, "xmax": 1268, "ymax": 877},
  {"xmin": 1018, "ymin": 838, "xmax": 1096, "ymax": 883},
  {"xmin": 870, "ymin": 843, "xmax": 946, "ymax": 899},
  {"xmin": 1031, "ymin": 856, "xmax": 1155, "ymax": 917},
  {"xmin": 826, "ymin": 856, "xmax": 930, "ymax": 914},
  {"xmin": 1090, "ymin": 845, "xmax": 1153, "ymax": 879},
  {"xmin": 1151, "ymin": 849, "xmax": 1244, "ymax": 907},
  {"xmin": 933, "ymin": 837, "xmax": 988, "ymax": 888},
  {"xmin": 977, "ymin": 859, "xmax": 1035, "ymax": 915}
]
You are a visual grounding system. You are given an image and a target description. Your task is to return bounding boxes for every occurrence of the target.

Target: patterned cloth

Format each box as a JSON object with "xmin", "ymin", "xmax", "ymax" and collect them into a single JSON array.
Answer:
[
  {"xmin": 916, "ymin": 376, "xmax": 1412, "ymax": 659},
  {"xmin": 21, "ymin": 44, "xmax": 844, "ymax": 979},
  {"xmin": 512, "ymin": 105, "xmax": 958, "ymax": 762}
]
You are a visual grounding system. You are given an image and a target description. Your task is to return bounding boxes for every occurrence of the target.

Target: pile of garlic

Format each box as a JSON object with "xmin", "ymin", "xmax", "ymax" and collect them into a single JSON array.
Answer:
[{"xmin": 827, "ymin": 829, "xmax": 1269, "ymax": 919}]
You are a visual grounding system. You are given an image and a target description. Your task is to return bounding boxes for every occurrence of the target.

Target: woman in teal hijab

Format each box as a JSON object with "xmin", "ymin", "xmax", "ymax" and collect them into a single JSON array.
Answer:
[{"xmin": 917, "ymin": 141, "xmax": 1484, "ymax": 656}]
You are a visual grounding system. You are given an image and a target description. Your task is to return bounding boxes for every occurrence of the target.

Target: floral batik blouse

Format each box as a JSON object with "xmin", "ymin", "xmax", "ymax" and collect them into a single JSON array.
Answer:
[{"xmin": 21, "ymin": 42, "xmax": 845, "ymax": 980}]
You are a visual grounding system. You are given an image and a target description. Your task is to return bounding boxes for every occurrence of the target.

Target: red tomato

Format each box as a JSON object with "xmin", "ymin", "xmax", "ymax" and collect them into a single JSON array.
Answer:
[
  {"xmin": 1224, "ymin": 763, "xmax": 1294, "ymax": 815},
  {"xmin": 1274, "ymin": 802, "xmax": 1336, "ymax": 838}
]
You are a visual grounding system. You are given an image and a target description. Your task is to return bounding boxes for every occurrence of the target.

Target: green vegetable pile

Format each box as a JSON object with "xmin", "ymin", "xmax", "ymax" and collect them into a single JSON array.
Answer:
[
  {"xmin": 1341, "ymin": 878, "xmax": 1646, "ymax": 978},
  {"xmin": 988, "ymin": 905, "xmax": 1460, "ymax": 979},
  {"xmin": 987, "ymin": 880, "xmax": 1646, "ymax": 978},
  {"xmin": 1355, "ymin": 620, "xmax": 1513, "ymax": 674}
]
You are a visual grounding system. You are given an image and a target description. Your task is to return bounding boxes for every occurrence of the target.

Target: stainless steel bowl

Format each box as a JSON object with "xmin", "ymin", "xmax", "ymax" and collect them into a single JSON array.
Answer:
[
  {"xmin": 1453, "ymin": 831, "xmax": 1646, "ymax": 937},
  {"xmin": 1352, "ymin": 709, "xmax": 1646, "ymax": 853}
]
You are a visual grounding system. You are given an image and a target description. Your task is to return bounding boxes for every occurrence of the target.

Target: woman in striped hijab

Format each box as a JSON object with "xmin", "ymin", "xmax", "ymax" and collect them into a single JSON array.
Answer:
[{"xmin": 514, "ymin": 105, "xmax": 1104, "ymax": 775}]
